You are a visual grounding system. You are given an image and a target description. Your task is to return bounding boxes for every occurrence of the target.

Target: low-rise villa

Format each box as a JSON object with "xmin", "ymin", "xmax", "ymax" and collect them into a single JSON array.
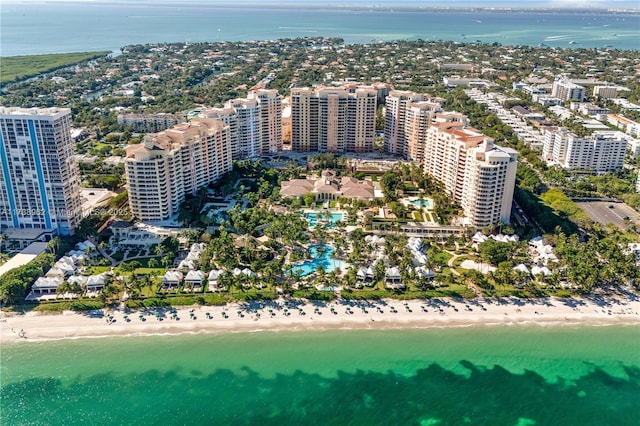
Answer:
[
  {"xmin": 208, "ymin": 269, "xmax": 226, "ymax": 291},
  {"xmin": 110, "ymin": 221, "xmax": 179, "ymax": 248},
  {"xmin": 162, "ymin": 270, "xmax": 183, "ymax": 289},
  {"xmin": 280, "ymin": 170, "xmax": 375, "ymax": 201},
  {"xmin": 86, "ymin": 273, "xmax": 108, "ymax": 293},
  {"xmin": 185, "ymin": 270, "xmax": 205, "ymax": 290},
  {"xmin": 30, "ymin": 276, "xmax": 64, "ymax": 296},
  {"xmin": 385, "ymin": 266, "xmax": 403, "ymax": 289}
]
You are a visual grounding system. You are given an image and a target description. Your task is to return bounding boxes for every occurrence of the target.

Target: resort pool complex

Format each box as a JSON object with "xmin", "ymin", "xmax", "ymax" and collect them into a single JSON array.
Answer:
[
  {"xmin": 291, "ymin": 245, "xmax": 346, "ymax": 277},
  {"xmin": 303, "ymin": 212, "xmax": 344, "ymax": 227}
]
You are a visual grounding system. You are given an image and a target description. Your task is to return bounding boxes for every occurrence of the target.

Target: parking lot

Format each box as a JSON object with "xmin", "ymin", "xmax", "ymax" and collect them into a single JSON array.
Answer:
[{"xmin": 576, "ymin": 201, "xmax": 640, "ymax": 230}]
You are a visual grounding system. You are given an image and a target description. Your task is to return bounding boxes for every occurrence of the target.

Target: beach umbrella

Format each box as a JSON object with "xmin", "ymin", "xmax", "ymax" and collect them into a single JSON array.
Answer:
[
  {"xmin": 205, "ymin": 312, "xmax": 211, "ymax": 318},
  {"xmin": 123, "ymin": 315, "xmax": 129, "ymax": 321}
]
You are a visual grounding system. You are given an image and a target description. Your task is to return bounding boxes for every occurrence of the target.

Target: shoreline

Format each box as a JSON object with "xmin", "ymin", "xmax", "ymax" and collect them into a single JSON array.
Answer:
[{"xmin": 2, "ymin": 296, "xmax": 639, "ymax": 344}]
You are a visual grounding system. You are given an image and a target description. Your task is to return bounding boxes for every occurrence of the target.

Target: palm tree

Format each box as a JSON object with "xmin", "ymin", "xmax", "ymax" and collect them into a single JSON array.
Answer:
[{"xmin": 47, "ymin": 237, "xmax": 61, "ymax": 255}]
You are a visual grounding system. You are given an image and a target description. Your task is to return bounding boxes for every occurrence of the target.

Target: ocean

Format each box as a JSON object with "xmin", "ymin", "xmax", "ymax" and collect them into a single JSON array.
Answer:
[
  {"xmin": 2, "ymin": 325, "xmax": 639, "ymax": 425},
  {"xmin": 0, "ymin": 2, "xmax": 639, "ymax": 56}
]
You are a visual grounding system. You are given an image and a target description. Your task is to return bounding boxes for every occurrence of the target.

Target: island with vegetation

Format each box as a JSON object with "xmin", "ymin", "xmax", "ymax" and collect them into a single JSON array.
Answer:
[{"xmin": 1, "ymin": 38, "xmax": 639, "ymax": 314}]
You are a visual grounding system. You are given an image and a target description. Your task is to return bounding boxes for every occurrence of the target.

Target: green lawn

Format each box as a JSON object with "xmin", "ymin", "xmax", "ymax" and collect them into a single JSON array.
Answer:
[{"xmin": 1, "ymin": 51, "xmax": 110, "ymax": 84}]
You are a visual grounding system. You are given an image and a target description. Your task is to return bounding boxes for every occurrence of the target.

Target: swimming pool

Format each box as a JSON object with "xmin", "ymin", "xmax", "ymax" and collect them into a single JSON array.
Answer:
[
  {"xmin": 411, "ymin": 199, "xmax": 431, "ymax": 208},
  {"xmin": 304, "ymin": 212, "xmax": 344, "ymax": 227},
  {"xmin": 291, "ymin": 245, "xmax": 345, "ymax": 277}
]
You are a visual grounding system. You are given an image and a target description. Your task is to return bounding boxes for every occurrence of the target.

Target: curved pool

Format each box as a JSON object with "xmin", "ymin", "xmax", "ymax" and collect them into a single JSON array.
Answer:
[{"xmin": 291, "ymin": 245, "xmax": 346, "ymax": 277}]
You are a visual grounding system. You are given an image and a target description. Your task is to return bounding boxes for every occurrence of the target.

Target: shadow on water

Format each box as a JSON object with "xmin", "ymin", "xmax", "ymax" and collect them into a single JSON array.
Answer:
[{"xmin": 2, "ymin": 362, "xmax": 639, "ymax": 425}]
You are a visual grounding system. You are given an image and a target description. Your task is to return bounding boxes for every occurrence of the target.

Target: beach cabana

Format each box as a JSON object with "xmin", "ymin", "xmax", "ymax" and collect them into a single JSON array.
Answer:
[
  {"xmin": 415, "ymin": 266, "xmax": 435, "ymax": 281},
  {"xmin": 208, "ymin": 269, "xmax": 226, "ymax": 291},
  {"xmin": 162, "ymin": 270, "xmax": 183, "ymax": 289},
  {"xmin": 86, "ymin": 273, "xmax": 107, "ymax": 293},
  {"xmin": 178, "ymin": 259, "xmax": 196, "ymax": 271},
  {"xmin": 513, "ymin": 264, "xmax": 530, "ymax": 274},
  {"xmin": 185, "ymin": 270, "xmax": 205, "ymax": 291},
  {"xmin": 531, "ymin": 266, "xmax": 552, "ymax": 277},
  {"xmin": 385, "ymin": 267, "xmax": 404, "ymax": 289},
  {"xmin": 31, "ymin": 276, "xmax": 64, "ymax": 295}
]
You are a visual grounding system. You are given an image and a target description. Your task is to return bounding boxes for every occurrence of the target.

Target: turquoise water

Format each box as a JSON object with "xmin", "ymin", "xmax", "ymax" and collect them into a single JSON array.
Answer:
[
  {"xmin": 411, "ymin": 199, "xmax": 431, "ymax": 208},
  {"xmin": 303, "ymin": 212, "xmax": 344, "ymax": 228},
  {"xmin": 291, "ymin": 244, "xmax": 345, "ymax": 276},
  {"xmin": 1, "ymin": 3, "xmax": 639, "ymax": 56},
  {"xmin": 1, "ymin": 326, "xmax": 639, "ymax": 425}
]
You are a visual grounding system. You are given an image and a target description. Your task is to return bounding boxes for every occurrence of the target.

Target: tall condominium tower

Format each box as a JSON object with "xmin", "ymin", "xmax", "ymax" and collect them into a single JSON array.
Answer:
[
  {"xmin": 423, "ymin": 121, "xmax": 517, "ymax": 227},
  {"xmin": 291, "ymin": 86, "xmax": 377, "ymax": 153},
  {"xmin": 0, "ymin": 107, "xmax": 81, "ymax": 236},
  {"xmin": 249, "ymin": 88, "xmax": 283, "ymax": 155},
  {"xmin": 384, "ymin": 90, "xmax": 444, "ymax": 158},
  {"xmin": 204, "ymin": 89, "xmax": 282, "ymax": 160},
  {"xmin": 225, "ymin": 98, "xmax": 260, "ymax": 160},
  {"xmin": 124, "ymin": 118, "xmax": 232, "ymax": 222}
]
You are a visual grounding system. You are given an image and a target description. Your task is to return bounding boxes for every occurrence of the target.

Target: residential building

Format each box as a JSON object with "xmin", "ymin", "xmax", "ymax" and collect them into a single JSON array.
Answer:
[
  {"xmin": 199, "ymin": 107, "xmax": 241, "ymax": 159},
  {"xmin": 569, "ymin": 102, "xmax": 610, "ymax": 117},
  {"xmin": 544, "ymin": 128, "xmax": 628, "ymax": 172},
  {"xmin": 607, "ymin": 114, "xmax": 640, "ymax": 138},
  {"xmin": 593, "ymin": 85, "xmax": 620, "ymax": 99},
  {"xmin": 124, "ymin": 118, "xmax": 232, "ymax": 221},
  {"xmin": 0, "ymin": 107, "xmax": 82, "ymax": 236},
  {"xmin": 422, "ymin": 121, "xmax": 517, "ymax": 227},
  {"xmin": 404, "ymin": 102, "xmax": 443, "ymax": 162},
  {"xmin": 117, "ymin": 113, "xmax": 187, "ymax": 133},
  {"xmin": 442, "ymin": 78, "xmax": 493, "ymax": 87},
  {"xmin": 384, "ymin": 90, "xmax": 446, "ymax": 158},
  {"xmin": 201, "ymin": 89, "xmax": 282, "ymax": 159},
  {"xmin": 291, "ymin": 86, "xmax": 377, "ymax": 153},
  {"xmin": 249, "ymin": 88, "xmax": 283, "ymax": 155},
  {"xmin": 565, "ymin": 132, "xmax": 627, "ymax": 172},
  {"xmin": 552, "ymin": 78, "xmax": 585, "ymax": 101}
]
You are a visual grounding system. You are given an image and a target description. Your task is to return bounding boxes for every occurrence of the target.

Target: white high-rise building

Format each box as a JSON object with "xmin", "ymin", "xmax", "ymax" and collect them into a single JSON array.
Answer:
[
  {"xmin": 291, "ymin": 86, "xmax": 377, "ymax": 153},
  {"xmin": 565, "ymin": 132, "xmax": 627, "ymax": 172},
  {"xmin": 544, "ymin": 128, "xmax": 627, "ymax": 172},
  {"xmin": 199, "ymin": 107, "xmax": 239, "ymax": 159},
  {"xmin": 423, "ymin": 121, "xmax": 517, "ymax": 227},
  {"xmin": 384, "ymin": 90, "xmax": 427, "ymax": 157},
  {"xmin": 249, "ymin": 88, "xmax": 283, "ymax": 155},
  {"xmin": 404, "ymin": 102, "xmax": 443, "ymax": 163},
  {"xmin": 225, "ymin": 98, "xmax": 260, "ymax": 160},
  {"xmin": 552, "ymin": 78, "xmax": 585, "ymax": 102},
  {"xmin": 384, "ymin": 90, "xmax": 447, "ymax": 159},
  {"xmin": 124, "ymin": 118, "xmax": 232, "ymax": 222},
  {"xmin": 204, "ymin": 89, "xmax": 282, "ymax": 160},
  {"xmin": 0, "ymin": 107, "xmax": 81, "ymax": 235},
  {"xmin": 542, "ymin": 127, "xmax": 571, "ymax": 163}
]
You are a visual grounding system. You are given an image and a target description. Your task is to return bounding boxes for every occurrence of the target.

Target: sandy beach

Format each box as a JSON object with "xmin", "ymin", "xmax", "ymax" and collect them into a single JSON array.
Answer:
[{"xmin": 2, "ymin": 296, "xmax": 639, "ymax": 344}]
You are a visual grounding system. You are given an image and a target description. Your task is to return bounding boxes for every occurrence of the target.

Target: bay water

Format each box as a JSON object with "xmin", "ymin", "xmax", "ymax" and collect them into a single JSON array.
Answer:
[
  {"xmin": 1, "ymin": 2, "xmax": 639, "ymax": 56},
  {"xmin": 1, "ymin": 325, "xmax": 639, "ymax": 425}
]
